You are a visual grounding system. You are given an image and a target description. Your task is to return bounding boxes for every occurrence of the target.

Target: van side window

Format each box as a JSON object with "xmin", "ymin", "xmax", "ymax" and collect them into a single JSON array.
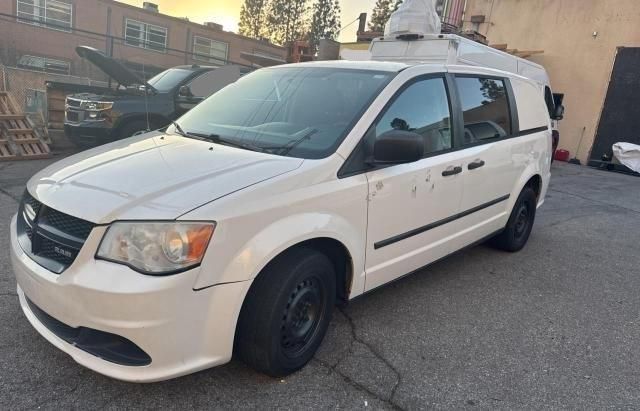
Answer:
[
  {"xmin": 374, "ymin": 77, "xmax": 452, "ymax": 156},
  {"xmin": 455, "ymin": 77, "xmax": 511, "ymax": 145}
]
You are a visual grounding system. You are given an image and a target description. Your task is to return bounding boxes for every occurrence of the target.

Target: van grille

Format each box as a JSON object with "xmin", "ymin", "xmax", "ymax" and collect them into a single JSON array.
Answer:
[{"xmin": 16, "ymin": 191, "xmax": 95, "ymax": 274}]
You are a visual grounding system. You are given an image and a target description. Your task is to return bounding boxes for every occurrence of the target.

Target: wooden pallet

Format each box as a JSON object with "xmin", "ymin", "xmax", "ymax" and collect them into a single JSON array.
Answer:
[{"xmin": 0, "ymin": 91, "xmax": 50, "ymax": 161}]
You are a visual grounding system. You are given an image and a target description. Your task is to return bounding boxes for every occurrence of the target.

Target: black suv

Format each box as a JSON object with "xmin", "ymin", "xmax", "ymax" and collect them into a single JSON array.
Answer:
[{"xmin": 64, "ymin": 46, "xmax": 241, "ymax": 147}]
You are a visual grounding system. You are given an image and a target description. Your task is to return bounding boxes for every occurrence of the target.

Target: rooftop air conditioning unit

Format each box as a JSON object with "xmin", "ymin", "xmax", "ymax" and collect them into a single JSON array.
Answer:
[
  {"xmin": 143, "ymin": 2, "xmax": 159, "ymax": 13},
  {"xmin": 205, "ymin": 22, "xmax": 223, "ymax": 31}
]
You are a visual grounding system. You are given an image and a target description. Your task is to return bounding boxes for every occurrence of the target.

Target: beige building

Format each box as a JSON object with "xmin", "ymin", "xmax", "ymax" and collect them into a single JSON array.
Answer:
[{"xmin": 461, "ymin": 0, "xmax": 640, "ymax": 165}]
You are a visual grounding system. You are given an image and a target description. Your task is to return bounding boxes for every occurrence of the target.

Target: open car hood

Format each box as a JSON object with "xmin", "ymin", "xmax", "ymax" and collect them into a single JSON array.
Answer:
[{"xmin": 76, "ymin": 46, "xmax": 152, "ymax": 89}]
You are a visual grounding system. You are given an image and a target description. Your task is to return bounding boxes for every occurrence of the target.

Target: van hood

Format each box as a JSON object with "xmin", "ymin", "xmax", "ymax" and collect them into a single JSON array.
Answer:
[{"xmin": 27, "ymin": 133, "xmax": 304, "ymax": 223}]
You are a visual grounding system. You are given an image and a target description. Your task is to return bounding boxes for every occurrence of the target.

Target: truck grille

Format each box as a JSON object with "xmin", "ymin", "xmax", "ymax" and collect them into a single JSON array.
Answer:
[
  {"xmin": 66, "ymin": 111, "xmax": 81, "ymax": 122},
  {"xmin": 16, "ymin": 190, "xmax": 95, "ymax": 274},
  {"xmin": 66, "ymin": 97, "xmax": 82, "ymax": 108}
]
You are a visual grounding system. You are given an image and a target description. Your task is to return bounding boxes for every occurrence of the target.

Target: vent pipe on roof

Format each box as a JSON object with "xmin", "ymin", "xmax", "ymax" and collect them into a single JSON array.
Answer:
[
  {"xmin": 143, "ymin": 2, "xmax": 159, "ymax": 12},
  {"xmin": 357, "ymin": 13, "xmax": 367, "ymax": 34}
]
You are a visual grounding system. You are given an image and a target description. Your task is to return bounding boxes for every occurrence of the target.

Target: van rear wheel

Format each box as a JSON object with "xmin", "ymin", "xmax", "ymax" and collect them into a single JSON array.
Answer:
[
  {"xmin": 235, "ymin": 248, "xmax": 336, "ymax": 377},
  {"xmin": 490, "ymin": 187, "xmax": 537, "ymax": 252}
]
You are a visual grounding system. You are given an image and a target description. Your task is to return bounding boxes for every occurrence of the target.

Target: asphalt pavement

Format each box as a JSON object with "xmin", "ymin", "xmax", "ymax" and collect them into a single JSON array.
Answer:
[{"xmin": 1, "ymin": 156, "xmax": 639, "ymax": 409}]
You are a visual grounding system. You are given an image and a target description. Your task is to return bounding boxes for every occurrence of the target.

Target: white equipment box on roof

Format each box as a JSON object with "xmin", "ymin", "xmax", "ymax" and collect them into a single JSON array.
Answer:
[{"xmin": 369, "ymin": 33, "xmax": 550, "ymax": 87}]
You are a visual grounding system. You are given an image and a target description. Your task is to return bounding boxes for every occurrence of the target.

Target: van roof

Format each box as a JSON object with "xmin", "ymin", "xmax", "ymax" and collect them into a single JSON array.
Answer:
[
  {"xmin": 270, "ymin": 60, "xmax": 410, "ymax": 72},
  {"xmin": 270, "ymin": 60, "xmax": 532, "ymax": 82},
  {"xmin": 368, "ymin": 34, "xmax": 550, "ymax": 86}
]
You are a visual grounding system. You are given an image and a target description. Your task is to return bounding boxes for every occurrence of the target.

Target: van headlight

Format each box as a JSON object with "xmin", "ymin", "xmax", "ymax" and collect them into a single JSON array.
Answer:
[{"xmin": 96, "ymin": 222, "xmax": 215, "ymax": 275}]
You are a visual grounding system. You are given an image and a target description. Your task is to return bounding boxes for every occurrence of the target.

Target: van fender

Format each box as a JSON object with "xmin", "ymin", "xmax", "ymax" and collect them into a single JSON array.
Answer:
[
  {"xmin": 507, "ymin": 162, "xmax": 543, "ymax": 215},
  {"xmin": 193, "ymin": 212, "xmax": 365, "ymax": 295}
]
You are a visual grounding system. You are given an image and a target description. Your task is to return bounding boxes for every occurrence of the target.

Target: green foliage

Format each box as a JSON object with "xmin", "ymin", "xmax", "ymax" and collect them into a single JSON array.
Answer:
[
  {"xmin": 368, "ymin": 0, "xmax": 392, "ymax": 32},
  {"xmin": 308, "ymin": 0, "xmax": 341, "ymax": 53},
  {"xmin": 238, "ymin": 0, "xmax": 268, "ymax": 39},
  {"xmin": 265, "ymin": 0, "xmax": 310, "ymax": 45}
]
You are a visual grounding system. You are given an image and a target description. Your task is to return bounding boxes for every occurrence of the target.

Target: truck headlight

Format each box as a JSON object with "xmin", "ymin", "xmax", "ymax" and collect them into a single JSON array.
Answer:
[
  {"xmin": 96, "ymin": 222, "xmax": 215, "ymax": 275},
  {"xmin": 82, "ymin": 101, "xmax": 114, "ymax": 111}
]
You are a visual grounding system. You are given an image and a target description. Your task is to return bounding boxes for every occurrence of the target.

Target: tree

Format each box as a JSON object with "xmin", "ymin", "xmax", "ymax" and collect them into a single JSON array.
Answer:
[
  {"xmin": 392, "ymin": 0, "xmax": 404, "ymax": 12},
  {"xmin": 308, "ymin": 0, "xmax": 341, "ymax": 53},
  {"xmin": 238, "ymin": 0, "xmax": 268, "ymax": 39},
  {"xmin": 265, "ymin": 0, "xmax": 309, "ymax": 45},
  {"xmin": 368, "ymin": 0, "xmax": 392, "ymax": 32}
]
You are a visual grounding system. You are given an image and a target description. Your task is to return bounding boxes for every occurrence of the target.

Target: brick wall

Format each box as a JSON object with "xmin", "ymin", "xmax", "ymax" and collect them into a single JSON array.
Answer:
[{"xmin": 0, "ymin": 0, "xmax": 287, "ymax": 80}]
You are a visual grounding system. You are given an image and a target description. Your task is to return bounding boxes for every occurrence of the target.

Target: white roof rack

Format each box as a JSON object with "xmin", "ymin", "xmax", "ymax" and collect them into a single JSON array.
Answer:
[{"xmin": 369, "ymin": 33, "xmax": 550, "ymax": 86}]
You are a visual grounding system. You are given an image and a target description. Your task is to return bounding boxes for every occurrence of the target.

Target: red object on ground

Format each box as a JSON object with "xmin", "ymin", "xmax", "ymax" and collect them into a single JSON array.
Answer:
[{"xmin": 554, "ymin": 149, "xmax": 570, "ymax": 162}]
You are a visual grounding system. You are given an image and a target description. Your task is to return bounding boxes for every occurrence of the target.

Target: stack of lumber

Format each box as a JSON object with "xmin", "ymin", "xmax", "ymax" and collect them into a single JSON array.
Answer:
[
  {"xmin": 489, "ymin": 43, "xmax": 544, "ymax": 59},
  {"xmin": 0, "ymin": 91, "xmax": 50, "ymax": 160}
]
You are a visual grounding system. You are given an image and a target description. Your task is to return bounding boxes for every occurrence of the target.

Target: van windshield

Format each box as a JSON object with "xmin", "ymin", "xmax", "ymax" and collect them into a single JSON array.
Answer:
[{"xmin": 173, "ymin": 67, "xmax": 394, "ymax": 159}]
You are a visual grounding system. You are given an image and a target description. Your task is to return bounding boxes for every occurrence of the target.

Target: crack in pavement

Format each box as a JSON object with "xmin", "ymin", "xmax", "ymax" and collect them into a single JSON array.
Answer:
[
  {"xmin": 313, "ymin": 357, "xmax": 402, "ymax": 410},
  {"xmin": 0, "ymin": 292, "xmax": 18, "ymax": 297},
  {"xmin": 548, "ymin": 188, "xmax": 640, "ymax": 215},
  {"xmin": 314, "ymin": 307, "xmax": 405, "ymax": 410},
  {"xmin": 0, "ymin": 186, "xmax": 20, "ymax": 203}
]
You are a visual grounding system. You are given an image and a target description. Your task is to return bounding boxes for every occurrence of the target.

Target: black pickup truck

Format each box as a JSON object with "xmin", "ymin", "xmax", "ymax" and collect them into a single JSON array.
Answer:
[{"xmin": 64, "ymin": 46, "xmax": 241, "ymax": 147}]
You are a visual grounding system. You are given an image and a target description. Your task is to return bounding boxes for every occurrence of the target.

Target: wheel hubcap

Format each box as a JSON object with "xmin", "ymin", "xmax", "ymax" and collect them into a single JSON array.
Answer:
[
  {"xmin": 281, "ymin": 278, "xmax": 323, "ymax": 357},
  {"xmin": 514, "ymin": 203, "xmax": 530, "ymax": 238}
]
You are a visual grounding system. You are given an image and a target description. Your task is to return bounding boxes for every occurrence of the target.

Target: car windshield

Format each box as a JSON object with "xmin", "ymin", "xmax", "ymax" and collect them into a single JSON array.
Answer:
[
  {"xmin": 147, "ymin": 68, "xmax": 193, "ymax": 92},
  {"xmin": 173, "ymin": 67, "xmax": 394, "ymax": 159}
]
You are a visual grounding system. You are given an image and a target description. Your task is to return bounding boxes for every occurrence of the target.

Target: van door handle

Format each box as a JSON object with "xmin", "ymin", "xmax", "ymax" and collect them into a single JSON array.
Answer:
[
  {"xmin": 468, "ymin": 160, "xmax": 485, "ymax": 170},
  {"xmin": 442, "ymin": 166, "xmax": 463, "ymax": 176}
]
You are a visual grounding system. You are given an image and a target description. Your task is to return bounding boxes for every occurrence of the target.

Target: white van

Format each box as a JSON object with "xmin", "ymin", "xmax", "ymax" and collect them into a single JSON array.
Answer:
[{"xmin": 11, "ymin": 60, "xmax": 551, "ymax": 381}]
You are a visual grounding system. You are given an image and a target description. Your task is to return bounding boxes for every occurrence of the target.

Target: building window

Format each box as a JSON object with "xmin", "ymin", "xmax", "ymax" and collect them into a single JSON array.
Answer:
[
  {"xmin": 193, "ymin": 36, "xmax": 228, "ymax": 64},
  {"xmin": 17, "ymin": 55, "xmax": 70, "ymax": 75},
  {"xmin": 17, "ymin": 0, "xmax": 72, "ymax": 32},
  {"xmin": 124, "ymin": 19, "xmax": 168, "ymax": 52}
]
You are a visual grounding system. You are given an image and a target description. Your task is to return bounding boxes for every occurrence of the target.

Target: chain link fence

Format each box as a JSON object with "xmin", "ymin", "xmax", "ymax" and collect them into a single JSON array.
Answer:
[{"xmin": 0, "ymin": 65, "xmax": 107, "ymax": 117}]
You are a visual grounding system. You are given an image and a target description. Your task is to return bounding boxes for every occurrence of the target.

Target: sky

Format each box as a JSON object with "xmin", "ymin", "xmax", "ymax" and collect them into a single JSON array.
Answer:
[{"xmin": 117, "ymin": 0, "xmax": 377, "ymax": 42}]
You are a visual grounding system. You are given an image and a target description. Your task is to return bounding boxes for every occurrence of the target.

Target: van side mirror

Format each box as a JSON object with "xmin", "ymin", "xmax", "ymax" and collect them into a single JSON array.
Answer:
[
  {"xmin": 178, "ymin": 85, "xmax": 193, "ymax": 98},
  {"xmin": 372, "ymin": 130, "xmax": 424, "ymax": 164},
  {"xmin": 552, "ymin": 93, "xmax": 565, "ymax": 120},
  {"xmin": 552, "ymin": 104, "xmax": 564, "ymax": 121}
]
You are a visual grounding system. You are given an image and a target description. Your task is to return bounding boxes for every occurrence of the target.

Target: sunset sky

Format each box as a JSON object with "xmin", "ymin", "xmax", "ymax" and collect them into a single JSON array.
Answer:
[{"xmin": 118, "ymin": 0, "xmax": 377, "ymax": 42}]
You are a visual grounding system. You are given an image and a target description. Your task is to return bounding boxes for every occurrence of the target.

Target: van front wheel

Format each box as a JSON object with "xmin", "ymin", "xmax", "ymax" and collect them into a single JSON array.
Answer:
[
  {"xmin": 490, "ymin": 187, "xmax": 537, "ymax": 252},
  {"xmin": 235, "ymin": 248, "xmax": 336, "ymax": 377}
]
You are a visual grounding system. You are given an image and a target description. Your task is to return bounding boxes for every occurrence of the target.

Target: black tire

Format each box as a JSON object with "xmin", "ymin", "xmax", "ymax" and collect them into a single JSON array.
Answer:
[
  {"xmin": 235, "ymin": 247, "xmax": 336, "ymax": 377},
  {"xmin": 118, "ymin": 120, "xmax": 150, "ymax": 140},
  {"xmin": 490, "ymin": 187, "xmax": 537, "ymax": 252}
]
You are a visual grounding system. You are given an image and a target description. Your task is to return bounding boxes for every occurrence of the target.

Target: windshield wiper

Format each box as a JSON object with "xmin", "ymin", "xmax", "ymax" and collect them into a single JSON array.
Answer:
[
  {"xmin": 182, "ymin": 130, "xmax": 268, "ymax": 153},
  {"xmin": 271, "ymin": 128, "xmax": 318, "ymax": 155}
]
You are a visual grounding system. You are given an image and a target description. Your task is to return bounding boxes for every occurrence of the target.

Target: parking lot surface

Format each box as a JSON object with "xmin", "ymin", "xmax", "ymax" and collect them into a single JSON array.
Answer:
[{"xmin": 1, "ymin": 157, "xmax": 639, "ymax": 409}]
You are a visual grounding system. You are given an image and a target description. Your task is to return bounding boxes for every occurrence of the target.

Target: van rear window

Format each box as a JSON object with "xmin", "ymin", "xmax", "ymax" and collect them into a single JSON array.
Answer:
[{"xmin": 454, "ymin": 77, "xmax": 512, "ymax": 144}]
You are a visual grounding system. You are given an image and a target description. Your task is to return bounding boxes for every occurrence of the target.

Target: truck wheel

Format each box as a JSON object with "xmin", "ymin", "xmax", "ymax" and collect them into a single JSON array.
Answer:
[
  {"xmin": 490, "ymin": 187, "xmax": 537, "ymax": 252},
  {"xmin": 118, "ymin": 120, "xmax": 150, "ymax": 140},
  {"xmin": 235, "ymin": 247, "xmax": 336, "ymax": 377}
]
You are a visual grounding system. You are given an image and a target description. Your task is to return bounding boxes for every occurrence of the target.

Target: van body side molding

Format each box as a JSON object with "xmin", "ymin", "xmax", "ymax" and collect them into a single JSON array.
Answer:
[{"xmin": 374, "ymin": 194, "xmax": 511, "ymax": 249}]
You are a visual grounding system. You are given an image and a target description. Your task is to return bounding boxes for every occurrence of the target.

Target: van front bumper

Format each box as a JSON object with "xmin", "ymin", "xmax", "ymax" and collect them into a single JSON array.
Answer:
[{"xmin": 10, "ymin": 215, "xmax": 251, "ymax": 382}]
